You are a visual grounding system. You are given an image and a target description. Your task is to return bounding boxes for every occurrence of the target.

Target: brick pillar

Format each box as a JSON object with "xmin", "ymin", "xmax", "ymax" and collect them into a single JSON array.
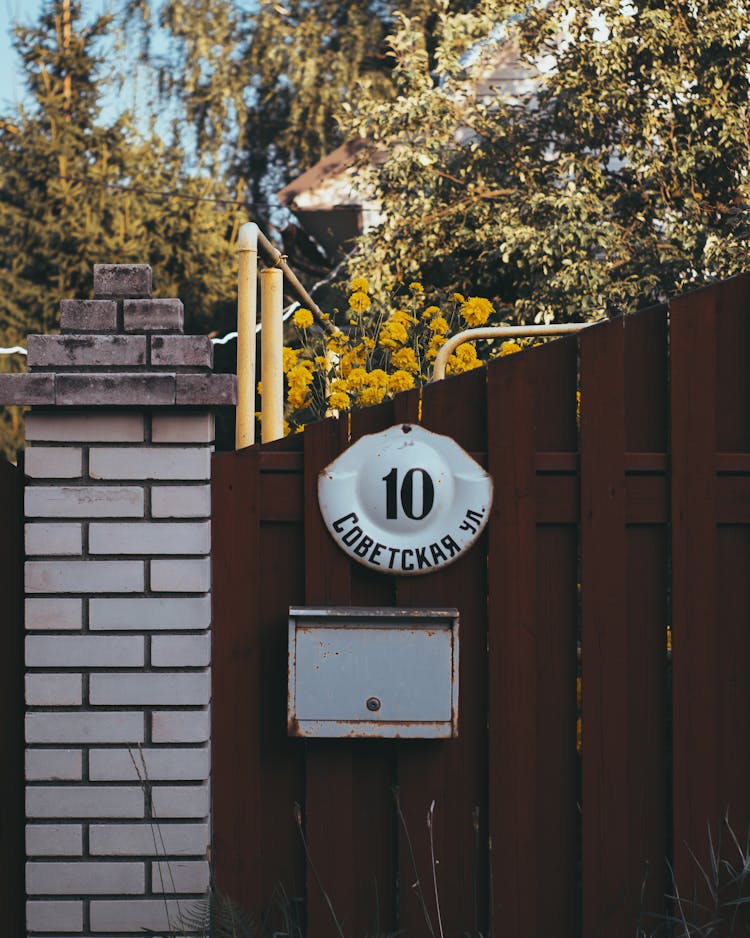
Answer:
[{"xmin": 0, "ymin": 265, "xmax": 236, "ymax": 937}]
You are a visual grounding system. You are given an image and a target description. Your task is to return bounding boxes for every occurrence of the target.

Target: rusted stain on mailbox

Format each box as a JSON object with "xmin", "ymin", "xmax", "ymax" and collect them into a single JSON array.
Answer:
[{"xmin": 287, "ymin": 606, "xmax": 459, "ymax": 739}]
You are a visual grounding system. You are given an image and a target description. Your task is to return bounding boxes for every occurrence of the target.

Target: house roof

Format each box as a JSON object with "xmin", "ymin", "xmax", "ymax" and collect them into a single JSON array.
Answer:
[{"xmin": 276, "ymin": 137, "xmax": 370, "ymax": 207}]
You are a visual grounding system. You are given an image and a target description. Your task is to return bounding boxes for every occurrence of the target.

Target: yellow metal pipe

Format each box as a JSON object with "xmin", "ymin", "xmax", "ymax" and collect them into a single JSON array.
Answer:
[
  {"xmin": 256, "ymin": 229, "xmax": 340, "ymax": 336},
  {"xmin": 260, "ymin": 267, "xmax": 285, "ymax": 443},
  {"xmin": 236, "ymin": 222, "xmax": 259, "ymax": 449},
  {"xmin": 431, "ymin": 323, "xmax": 593, "ymax": 382}
]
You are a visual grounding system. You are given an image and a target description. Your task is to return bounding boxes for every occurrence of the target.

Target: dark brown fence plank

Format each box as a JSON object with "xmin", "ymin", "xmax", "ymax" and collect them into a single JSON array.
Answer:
[
  {"xmin": 258, "ymin": 518, "xmax": 307, "ymax": 920},
  {"xmin": 533, "ymin": 339, "xmax": 579, "ymax": 938},
  {"xmin": 581, "ymin": 317, "xmax": 633, "ymax": 938},
  {"xmin": 487, "ymin": 338, "xmax": 578, "ymax": 937},
  {"xmin": 393, "ymin": 371, "xmax": 490, "ymax": 938},
  {"xmin": 303, "ymin": 416, "xmax": 357, "ymax": 938},
  {"xmin": 623, "ymin": 306, "xmax": 669, "ymax": 932},
  {"xmin": 670, "ymin": 283, "xmax": 720, "ymax": 910},
  {"xmin": 0, "ymin": 456, "xmax": 23, "ymax": 938},
  {"xmin": 671, "ymin": 277, "xmax": 750, "ymax": 920},
  {"xmin": 581, "ymin": 308, "xmax": 669, "ymax": 937},
  {"xmin": 212, "ymin": 449, "xmax": 264, "ymax": 914},
  {"xmin": 486, "ymin": 346, "xmax": 539, "ymax": 936}
]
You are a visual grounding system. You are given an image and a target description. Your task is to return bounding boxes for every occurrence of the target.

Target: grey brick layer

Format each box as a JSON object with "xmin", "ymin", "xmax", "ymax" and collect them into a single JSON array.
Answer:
[
  {"xmin": 28, "ymin": 334, "xmax": 147, "ymax": 368},
  {"xmin": 124, "ymin": 298, "xmax": 184, "ymax": 333},
  {"xmin": 151, "ymin": 335, "xmax": 213, "ymax": 367},
  {"xmin": 176, "ymin": 372, "xmax": 237, "ymax": 405},
  {"xmin": 93, "ymin": 263, "xmax": 152, "ymax": 299},
  {"xmin": 55, "ymin": 372, "xmax": 175, "ymax": 406},
  {"xmin": 0, "ymin": 373, "xmax": 55, "ymax": 406},
  {"xmin": 60, "ymin": 299, "xmax": 117, "ymax": 333}
]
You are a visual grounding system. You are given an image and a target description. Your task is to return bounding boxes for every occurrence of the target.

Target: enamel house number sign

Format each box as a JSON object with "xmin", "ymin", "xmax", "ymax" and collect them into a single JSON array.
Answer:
[{"xmin": 318, "ymin": 424, "xmax": 493, "ymax": 575}]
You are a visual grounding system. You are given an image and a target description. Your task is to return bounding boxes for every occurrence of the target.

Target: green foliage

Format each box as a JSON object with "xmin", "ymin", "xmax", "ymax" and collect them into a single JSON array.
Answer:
[
  {"xmin": 132, "ymin": 0, "xmax": 483, "ymax": 212},
  {"xmin": 345, "ymin": 0, "xmax": 750, "ymax": 322}
]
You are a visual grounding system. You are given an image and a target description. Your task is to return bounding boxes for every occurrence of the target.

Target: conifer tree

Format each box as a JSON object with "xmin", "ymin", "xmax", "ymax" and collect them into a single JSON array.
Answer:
[{"xmin": 0, "ymin": 0, "xmax": 244, "ymax": 459}]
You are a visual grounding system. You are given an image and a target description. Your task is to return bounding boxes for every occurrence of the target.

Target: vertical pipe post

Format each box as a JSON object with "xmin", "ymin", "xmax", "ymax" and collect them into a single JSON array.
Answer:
[
  {"xmin": 260, "ymin": 267, "xmax": 284, "ymax": 443},
  {"xmin": 236, "ymin": 223, "xmax": 259, "ymax": 449}
]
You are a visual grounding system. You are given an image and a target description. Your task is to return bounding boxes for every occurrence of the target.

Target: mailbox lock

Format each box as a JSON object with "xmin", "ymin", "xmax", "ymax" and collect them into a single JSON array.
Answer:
[{"xmin": 366, "ymin": 696, "xmax": 381, "ymax": 712}]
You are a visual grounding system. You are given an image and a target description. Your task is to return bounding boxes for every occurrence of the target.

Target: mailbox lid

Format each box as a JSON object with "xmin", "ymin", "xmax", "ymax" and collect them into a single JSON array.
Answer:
[{"xmin": 288, "ymin": 607, "xmax": 459, "ymax": 739}]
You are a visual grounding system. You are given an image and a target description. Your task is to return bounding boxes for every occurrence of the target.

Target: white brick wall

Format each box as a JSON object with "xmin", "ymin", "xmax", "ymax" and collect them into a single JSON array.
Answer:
[
  {"xmin": 89, "ymin": 823, "xmax": 210, "ymax": 856},
  {"xmin": 25, "ymin": 485, "xmax": 145, "ymax": 517},
  {"xmin": 89, "ymin": 595, "xmax": 211, "ymax": 630},
  {"xmin": 24, "ymin": 409, "xmax": 213, "ymax": 933},
  {"xmin": 151, "ymin": 709, "xmax": 210, "ymax": 743},
  {"xmin": 151, "ymin": 484, "xmax": 211, "ymax": 518},
  {"xmin": 25, "ymin": 598, "xmax": 82, "ymax": 630},
  {"xmin": 26, "ymin": 712, "xmax": 145, "ymax": 744},
  {"xmin": 89, "ymin": 898, "xmax": 186, "ymax": 932},
  {"xmin": 26, "ymin": 825, "xmax": 83, "ymax": 857},
  {"xmin": 27, "ymin": 899, "xmax": 83, "ymax": 932},
  {"xmin": 27, "ymin": 861, "xmax": 145, "ymax": 894},
  {"xmin": 89, "ymin": 446, "xmax": 210, "ymax": 480},
  {"xmin": 88, "ymin": 747, "xmax": 210, "ymax": 781},
  {"xmin": 25, "ymin": 750, "xmax": 82, "ymax": 781},
  {"xmin": 25, "ymin": 522, "xmax": 83, "ymax": 556}
]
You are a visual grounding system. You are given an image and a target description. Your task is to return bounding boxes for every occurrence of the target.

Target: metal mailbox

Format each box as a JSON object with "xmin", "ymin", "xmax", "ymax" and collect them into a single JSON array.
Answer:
[{"xmin": 287, "ymin": 606, "xmax": 459, "ymax": 739}]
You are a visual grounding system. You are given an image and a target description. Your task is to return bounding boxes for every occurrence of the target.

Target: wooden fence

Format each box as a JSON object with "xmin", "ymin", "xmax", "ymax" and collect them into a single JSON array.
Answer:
[
  {"xmin": 212, "ymin": 274, "xmax": 750, "ymax": 937},
  {"xmin": 0, "ymin": 454, "xmax": 24, "ymax": 937}
]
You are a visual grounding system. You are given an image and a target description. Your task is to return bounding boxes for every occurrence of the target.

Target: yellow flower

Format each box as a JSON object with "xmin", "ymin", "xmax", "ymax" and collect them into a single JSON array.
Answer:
[
  {"xmin": 447, "ymin": 343, "xmax": 480, "ymax": 375},
  {"xmin": 314, "ymin": 355, "xmax": 328, "ymax": 366},
  {"xmin": 257, "ymin": 380, "xmax": 262, "ymax": 395},
  {"xmin": 452, "ymin": 292, "xmax": 465, "ymax": 303},
  {"xmin": 283, "ymin": 420, "xmax": 291, "ymax": 436},
  {"xmin": 379, "ymin": 321, "xmax": 409, "ymax": 349},
  {"xmin": 421, "ymin": 305, "xmax": 440, "ymax": 319},
  {"xmin": 331, "ymin": 378, "xmax": 349, "ymax": 393},
  {"xmin": 327, "ymin": 333, "xmax": 349, "ymax": 354},
  {"xmin": 362, "ymin": 337, "xmax": 375, "ymax": 350},
  {"xmin": 360, "ymin": 386, "xmax": 386, "ymax": 406},
  {"xmin": 409, "ymin": 281, "xmax": 424, "ymax": 292},
  {"xmin": 388, "ymin": 370, "xmax": 415, "ymax": 393},
  {"xmin": 293, "ymin": 307, "xmax": 314, "ymax": 329},
  {"xmin": 429, "ymin": 315, "xmax": 449, "ymax": 335},
  {"xmin": 392, "ymin": 309, "xmax": 415, "ymax": 326},
  {"xmin": 427, "ymin": 333, "xmax": 447, "ymax": 360},
  {"xmin": 460, "ymin": 296, "xmax": 494, "ymax": 327},
  {"xmin": 366, "ymin": 369, "xmax": 389, "ymax": 388},
  {"xmin": 349, "ymin": 291, "xmax": 371, "ymax": 313},
  {"xmin": 287, "ymin": 362, "xmax": 314, "ymax": 389},
  {"xmin": 339, "ymin": 352, "xmax": 354, "ymax": 377},
  {"xmin": 350, "ymin": 276, "xmax": 369, "ymax": 294},
  {"xmin": 328, "ymin": 390, "xmax": 351, "ymax": 411},
  {"xmin": 350, "ymin": 344, "xmax": 367, "ymax": 365},
  {"xmin": 288, "ymin": 386, "xmax": 310, "ymax": 410},
  {"xmin": 282, "ymin": 346, "xmax": 300, "ymax": 373},
  {"xmin": 392, "ymin": 347, "xmax": 419, "ymax": 374},
  {"xmin": 500, "ymin": 340, "xmax": 522, "ymax": 356},
  {"xmin": 347, "ymin": 368, "xmax": 369, "ymax": 390},
  {"xmin": 456, "ymin": 342, "xmax": 478, "ymax": 364}
]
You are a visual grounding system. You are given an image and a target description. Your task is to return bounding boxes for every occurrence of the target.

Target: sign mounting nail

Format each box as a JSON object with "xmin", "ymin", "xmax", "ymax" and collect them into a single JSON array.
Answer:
[{"xmin": 318, "ymin": 423, "xmax": 493, "ymax": 575}]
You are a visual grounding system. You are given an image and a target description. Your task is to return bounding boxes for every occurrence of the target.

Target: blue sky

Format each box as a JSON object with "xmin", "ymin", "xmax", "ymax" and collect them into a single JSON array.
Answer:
[{"xmin": 0, "ymin": 0, "xmax": 44, "ymax": 111}]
